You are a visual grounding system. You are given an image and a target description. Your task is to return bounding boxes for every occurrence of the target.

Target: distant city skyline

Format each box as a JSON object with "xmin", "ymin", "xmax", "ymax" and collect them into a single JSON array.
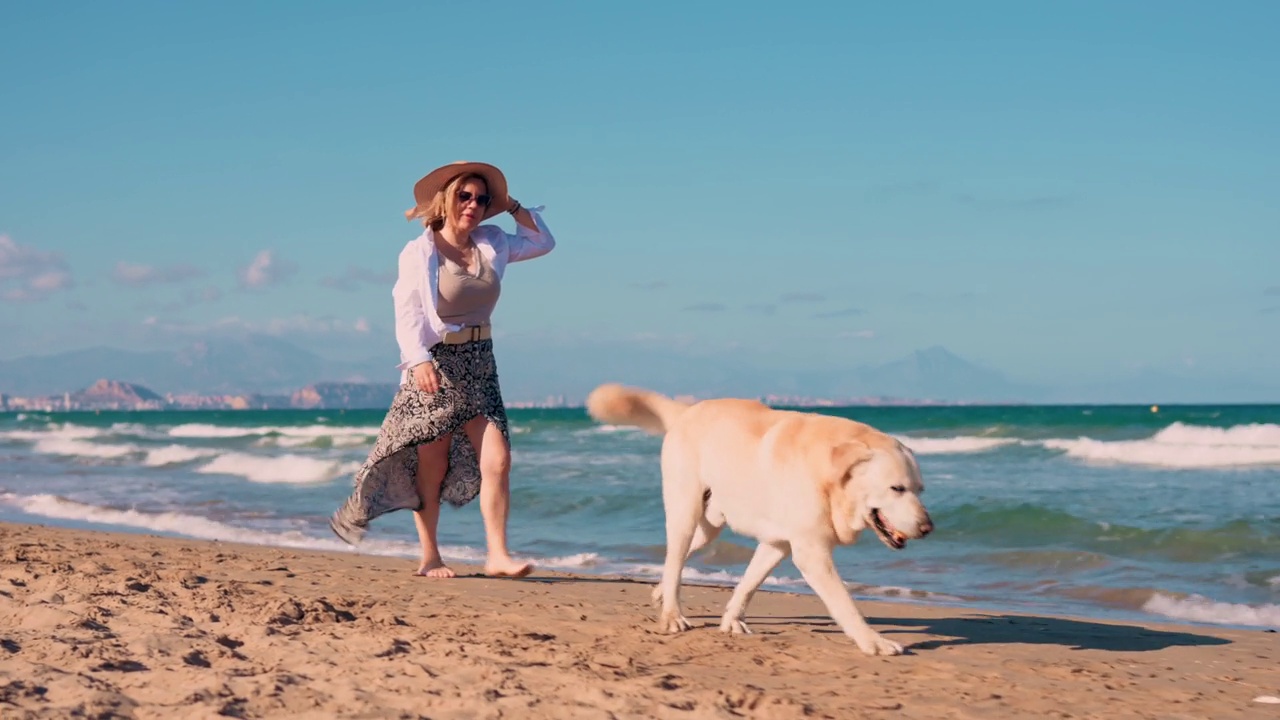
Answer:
[
  {"xmin": 1, "ymin": 335, "xmax": 1275, "ymax": 406},
  {"xmin": 2, "ymin": 3, "xmax": 1277, "ymax": 401}
]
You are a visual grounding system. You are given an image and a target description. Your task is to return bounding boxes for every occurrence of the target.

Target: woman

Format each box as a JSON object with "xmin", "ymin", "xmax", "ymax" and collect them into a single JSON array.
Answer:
[{"xmin": 330, "ymin": 161, "xmax": 555, "ymax": 579}]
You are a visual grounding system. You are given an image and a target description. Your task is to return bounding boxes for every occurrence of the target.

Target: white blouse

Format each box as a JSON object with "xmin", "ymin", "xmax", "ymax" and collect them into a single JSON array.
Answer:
[{"xmin": 391, "ymin": 207, "xmax": 555, "ymax": 380}]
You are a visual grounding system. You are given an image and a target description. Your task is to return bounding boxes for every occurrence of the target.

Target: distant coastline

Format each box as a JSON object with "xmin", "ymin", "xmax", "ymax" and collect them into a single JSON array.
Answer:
[
  {"xmin": 1, "ymin": 378, "xmax": 403, "ymax": 412},
  {"xmin": 0, "ymin": 378, "xmax": 983, "ymax": 412}
]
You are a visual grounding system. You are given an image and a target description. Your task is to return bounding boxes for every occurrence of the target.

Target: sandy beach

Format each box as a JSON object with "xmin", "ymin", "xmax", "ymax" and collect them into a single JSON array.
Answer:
[{"xmin": 0, "ymin": 522, "xmax": 1276, "ymax": 719}]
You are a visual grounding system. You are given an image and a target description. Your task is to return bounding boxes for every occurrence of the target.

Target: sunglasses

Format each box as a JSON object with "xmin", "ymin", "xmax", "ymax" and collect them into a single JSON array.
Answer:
[{"xmin": 456, "ymin": 190, "xmax": 492, "ymax": 207}]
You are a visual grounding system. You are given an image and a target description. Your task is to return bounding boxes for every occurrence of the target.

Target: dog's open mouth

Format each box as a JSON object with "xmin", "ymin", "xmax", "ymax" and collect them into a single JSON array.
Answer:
[{"xmin": 870, "ymin": 509, "xmax": 908, "ymax": 550}]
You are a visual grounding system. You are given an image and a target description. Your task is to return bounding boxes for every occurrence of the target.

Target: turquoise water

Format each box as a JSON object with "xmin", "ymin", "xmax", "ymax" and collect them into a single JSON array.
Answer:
[{"xmin": 1, "ymin": 405, "xmax": 1278, "ymax": 630}]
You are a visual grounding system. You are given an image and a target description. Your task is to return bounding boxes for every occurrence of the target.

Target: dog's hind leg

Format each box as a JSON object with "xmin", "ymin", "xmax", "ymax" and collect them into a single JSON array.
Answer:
[
  {"xmin": 687, "ymin": 490, "xmax": 724, "ymax": 557},
  {"xmin": 791, "ymin": 540, "xmax": 904, "ymax": 656},
  {"xmin": 719, "ymin": 540, "xmax": 788, "ymax": 635},
  {"xmin": 655, "ymin": 442, "xmax": 703, "ymax": 633}
]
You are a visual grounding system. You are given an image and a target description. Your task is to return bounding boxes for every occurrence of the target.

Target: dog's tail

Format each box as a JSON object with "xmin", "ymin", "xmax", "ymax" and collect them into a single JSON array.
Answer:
[{"xmin": 585, "ymin": 383, "xmax": 691, "ymax": 435}]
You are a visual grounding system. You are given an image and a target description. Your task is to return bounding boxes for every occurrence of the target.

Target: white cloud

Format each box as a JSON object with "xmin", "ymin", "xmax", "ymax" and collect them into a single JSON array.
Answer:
[
  {"xmin": 237, "ymin": 250, "xmax": 297, "ymax": 290},
  {"xmin": 142, "ymin": 314, "xmax": 372, "ymax": 337},
  {"xmin": 0, "ymin": 235, "xmax": 61, "ymax": 280},
  {"xmin": 112, "ymin": 261, "xmax": 205, "ymax": 287},
  {"xmin": 29, "ymin": 271, "xmax": 72, "ymax": 291},
  {"xmin": 320, "ymin": 265, "xmax": 395, "ymax": 292},
  {"xmin": 0, "ymin": 235, "xmax": 73, "ymax": 302}
]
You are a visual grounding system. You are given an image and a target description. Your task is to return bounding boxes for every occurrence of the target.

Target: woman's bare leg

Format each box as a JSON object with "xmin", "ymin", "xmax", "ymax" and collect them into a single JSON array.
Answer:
[
  {"xmin": 413, "ymin": 435, "xmax": 454, "ymax": 578},
  {"xmin": 463, "ymin": 415, "xmax": 533, "ymax": 577}
]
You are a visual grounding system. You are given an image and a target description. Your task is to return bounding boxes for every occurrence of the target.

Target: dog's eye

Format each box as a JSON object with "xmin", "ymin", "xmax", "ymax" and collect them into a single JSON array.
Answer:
[{"xmin": 890, "ymin": 485, "xmax": 906, "ymax": 493}]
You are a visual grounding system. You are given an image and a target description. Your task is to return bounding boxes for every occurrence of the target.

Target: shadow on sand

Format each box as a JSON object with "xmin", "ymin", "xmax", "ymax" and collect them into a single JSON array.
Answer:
[
  {"xmin": 464, "ymin": 575, "xmax": 1237, "ymax": 653},
  {"xmin": 742, "ymin": 613, "xmax": 1232, "ymax": 652}
]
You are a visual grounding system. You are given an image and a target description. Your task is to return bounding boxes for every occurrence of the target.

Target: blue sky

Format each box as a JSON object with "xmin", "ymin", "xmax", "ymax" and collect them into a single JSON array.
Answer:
[{"xmin": 2, "ymin": 1, "xmax": 1277, "ymax": 397}]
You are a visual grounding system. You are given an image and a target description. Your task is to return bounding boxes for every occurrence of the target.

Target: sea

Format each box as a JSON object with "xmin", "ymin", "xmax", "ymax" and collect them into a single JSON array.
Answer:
[{"xmin": 2, "ymin": 404, "xmax": 1278, "ymax": 632}]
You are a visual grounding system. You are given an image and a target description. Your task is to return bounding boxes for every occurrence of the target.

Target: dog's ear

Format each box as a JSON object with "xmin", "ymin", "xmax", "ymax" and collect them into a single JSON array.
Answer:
[
  {"xmin": 830, "ymin": 440, "xmax": 874, "ymax": 483},
  {"xmin": 825, "ymin": 440, "xmax": 874, "ymax": 544}
]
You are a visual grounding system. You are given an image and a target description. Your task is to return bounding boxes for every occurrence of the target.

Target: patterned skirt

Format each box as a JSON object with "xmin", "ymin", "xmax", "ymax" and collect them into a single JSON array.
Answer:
[{"xmin": 329, "ymin": 339, "xmax": 509, "ymax": 545}]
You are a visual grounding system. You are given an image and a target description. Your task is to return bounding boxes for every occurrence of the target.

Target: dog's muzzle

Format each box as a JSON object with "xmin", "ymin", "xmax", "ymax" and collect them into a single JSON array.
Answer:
[
  {"xmin": 919, "ymin": 514, "xmax": 934, "ymax": 537},
  {"xmin": 870, "ymin": 510, "xmax": 934, "ymax": 550}
]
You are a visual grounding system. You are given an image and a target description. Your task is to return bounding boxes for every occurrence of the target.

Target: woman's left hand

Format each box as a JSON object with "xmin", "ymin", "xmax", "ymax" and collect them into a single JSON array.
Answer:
[{"xmin": 505, "ymin": 195, "xmax": 538, "ymax": 230}]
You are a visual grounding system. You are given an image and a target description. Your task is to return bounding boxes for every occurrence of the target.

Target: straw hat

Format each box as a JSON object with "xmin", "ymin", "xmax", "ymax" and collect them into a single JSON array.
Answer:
[{"xmin": 408, "ymin": 161, "xmax": 510, "ymax": 221}]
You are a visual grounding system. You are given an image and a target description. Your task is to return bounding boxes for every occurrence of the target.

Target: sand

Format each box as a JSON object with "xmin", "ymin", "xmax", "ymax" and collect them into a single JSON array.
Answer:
[{"xmin": 0, "ymin": 522, "xmax": 1276, "ymax": 719}]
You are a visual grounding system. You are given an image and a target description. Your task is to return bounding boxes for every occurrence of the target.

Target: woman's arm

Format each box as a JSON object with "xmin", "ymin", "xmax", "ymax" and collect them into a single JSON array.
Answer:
[
  {"xmin": 392, "ymin": 243, "xmax": 438, "ymax": 371},
  {"xmin": 510, "ymin": 203, "xmax": 539, "ymax": 232},
  {"xmin": 502, "ymin": 199, "xmax": 556, "ymax": 263}
]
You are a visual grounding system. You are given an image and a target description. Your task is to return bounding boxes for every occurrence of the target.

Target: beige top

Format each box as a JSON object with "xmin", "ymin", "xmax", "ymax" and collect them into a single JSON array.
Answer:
[{"xmin": 436, "ymin": 252, "xmax": 501, "ymax": 327}]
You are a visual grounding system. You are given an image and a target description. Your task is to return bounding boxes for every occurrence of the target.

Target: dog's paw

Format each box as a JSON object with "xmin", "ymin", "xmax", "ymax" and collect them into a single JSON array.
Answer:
[
  {"xmin": 854, "ymin": 632, "xmax": 904, "ymax": 656},
  {"xmin": 658, "ymin": 610, "xmax": 692, "ymax": 633},
  {"xmin": 719, "ymin": 617, "xmax": 752, "ymax": 635}
]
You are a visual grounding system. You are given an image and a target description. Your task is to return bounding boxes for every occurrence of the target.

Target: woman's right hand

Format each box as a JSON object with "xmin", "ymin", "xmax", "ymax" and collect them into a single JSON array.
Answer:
[{"xmin": 412, "ymin": 362, "xmax": 441, "ymax": 393}]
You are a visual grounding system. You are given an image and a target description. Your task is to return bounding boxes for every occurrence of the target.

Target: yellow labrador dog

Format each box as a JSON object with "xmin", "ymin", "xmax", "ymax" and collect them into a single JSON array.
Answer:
[{"xmin": 586, "ymin": 383, "xmax": 933, "ymax": 656}]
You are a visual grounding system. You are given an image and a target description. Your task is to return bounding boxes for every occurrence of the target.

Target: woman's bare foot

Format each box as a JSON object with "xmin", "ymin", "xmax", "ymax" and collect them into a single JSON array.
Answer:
[
  {"xmin": 484, "ymin": 555, "xmax": 534, "ymax": 578},
  {"xmin": 414, "ymin": 559, "xmax": 456, "ymax": 578}
]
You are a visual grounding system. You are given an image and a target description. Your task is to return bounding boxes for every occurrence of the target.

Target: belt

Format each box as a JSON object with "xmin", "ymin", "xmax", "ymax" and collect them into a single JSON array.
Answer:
[{"xmin": 440, "ymin": 325, "xmax": 492, "ymax": 344}]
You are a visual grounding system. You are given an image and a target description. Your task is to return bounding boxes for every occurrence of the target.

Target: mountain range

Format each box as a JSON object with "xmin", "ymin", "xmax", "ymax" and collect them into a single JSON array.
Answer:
[
  {"xmin": 0, "ymin": 336, "xmax": 395, "ymax": 397},
  {"xmin": 0, "ymin": 335, "xmax": 1274, "ymax": 404}
]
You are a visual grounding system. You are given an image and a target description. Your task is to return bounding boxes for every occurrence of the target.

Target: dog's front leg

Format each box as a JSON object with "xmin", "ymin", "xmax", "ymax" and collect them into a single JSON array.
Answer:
[
  {"xmin": 720, "ymin": 541, "xmax": 789, "ymax": 634},
  {"xmin": 651, "ymin": 513, "xmax": 724, "ymax": 608},
  {"xmin": 657, "ymin": 541, "xmax": 694, "ymax": 634},
  {"xmin": 791, "ymin": 541, "xmax": 904, "ymax": 656},
  {"xmin": 656, "ymin": 484, "xmax": 704, "ymax": 633}
]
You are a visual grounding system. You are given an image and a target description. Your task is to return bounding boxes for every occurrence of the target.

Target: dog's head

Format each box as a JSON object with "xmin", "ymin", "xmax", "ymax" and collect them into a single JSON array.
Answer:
[{"xmin": 827, "ymin": 435, "xmax": 933, "ymax": 549}]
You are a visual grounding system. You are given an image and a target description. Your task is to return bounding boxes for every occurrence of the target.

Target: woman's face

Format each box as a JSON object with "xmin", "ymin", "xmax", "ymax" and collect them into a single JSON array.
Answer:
[{"xmin": 448, "ymin": 177, "xmax": 491, "ymax": 234}]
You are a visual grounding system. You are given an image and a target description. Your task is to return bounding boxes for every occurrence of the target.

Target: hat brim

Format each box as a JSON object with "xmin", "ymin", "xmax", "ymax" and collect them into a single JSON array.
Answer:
[{"xmin": 412, "ymin": 161, "xmax": 509, "ymax": 221}]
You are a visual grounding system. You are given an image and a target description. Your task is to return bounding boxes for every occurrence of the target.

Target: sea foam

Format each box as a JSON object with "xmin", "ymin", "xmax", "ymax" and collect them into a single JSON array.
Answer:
[
  {"xmin": 896, "ymin": 435, "xmax": 1018, "ymax": 455},
  {"xmin": 141, "ymin": 445, "xmax": 220, "ymax": 467},
  {"xmin": 168, "ymin": 423, "xmax": 378, "ymax": 441},
  {"xmin": 196, "ymin": 452, "xmax": 362, "ymax": 484},
  {"xmin": 0, "ymin": 493, "xmax": 608, "ymax": 572},
  {"xmin": 31, "ymin": 438, "xmax": 139, "ymax": 460},
  {"xmin": 1043, "ymin": 422, "xmax": 1280, "ymax": 469},
  {"xmin": 1143, "ymin": 592, "xmax": 1280, "ymax": 629},
  {"xmin": 2, "ymin": 424, "xmax": 108, "ymax": 443}
]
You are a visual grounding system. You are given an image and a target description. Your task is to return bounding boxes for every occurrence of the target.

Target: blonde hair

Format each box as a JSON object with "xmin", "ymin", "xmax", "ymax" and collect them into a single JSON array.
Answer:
[{"xmin": 404, "ymin": 173, "xmax": 489, "ymax": 231}]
